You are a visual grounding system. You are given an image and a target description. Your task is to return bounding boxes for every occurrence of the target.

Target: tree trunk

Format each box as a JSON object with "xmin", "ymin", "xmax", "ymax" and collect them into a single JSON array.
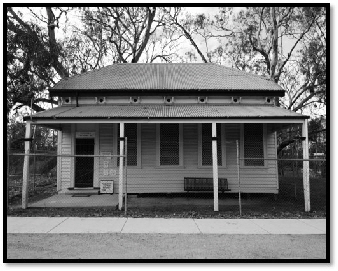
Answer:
[
  {"xmin": 46, "ymin": 7, "xmax": 69, "ymax": 78},
  {"xmin": 269, "ymin": 7, "xmax": 279, "ymax": 82}
]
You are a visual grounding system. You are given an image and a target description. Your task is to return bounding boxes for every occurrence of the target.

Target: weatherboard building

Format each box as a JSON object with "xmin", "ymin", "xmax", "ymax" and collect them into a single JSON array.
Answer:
[{"xmin": 22, "ymin": 63, "xmax": 310, "ymax": 211}]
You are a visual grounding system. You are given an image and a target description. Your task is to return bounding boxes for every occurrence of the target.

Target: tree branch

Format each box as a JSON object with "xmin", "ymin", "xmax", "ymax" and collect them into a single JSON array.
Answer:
[
  {"xmin": 277, "ymin": 139, "xmax": 297, "ymax": 154},
  {"xmin": 292, "ymin": 90, "xmax": 326, "ymax": 112},
  {"xmin": 269, "ymin": 7, "xmax": 279, "ymax": 81},
  {"xmin": 275, "ymin": 16, "xmax": 317, "ymax": 81},
  {"xmin": 175, "ymin": 20, "xmax": 209, "ymax": 63},
  {"xmin": 248, "ymin": 34, "xmax": 270, "ymax": 72},
  {"xmin": 277, "ymin": 7, "xmax": 294, "ymax": 28},
  {"xmin": 133, "ymin": 7, "xmax": 156, "ymax": 63}
]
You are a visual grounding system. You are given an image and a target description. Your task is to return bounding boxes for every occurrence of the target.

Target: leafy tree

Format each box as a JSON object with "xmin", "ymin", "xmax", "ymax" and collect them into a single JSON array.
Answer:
[
  {"xmin": 223, "ymin": 7, "xmax": 326, "ymax": 109},
  {"xmin": 6, "ymin": 6, "xmax": 190, "ymax": 117},
  {"xmin": 213, "ymin": 7, "xmax": 326, "ymax": 153},
  {"xmin": 81, "ymin": 7, "xmax": 160, "ymax": 63},
  {"xmin": 7, "ymin": 118, "xmax": 57, "ymax": 152},
  {"xmin": 162, "ymin": 7, "xmax": 234, "ymax": 63},
  {"xmin": 7, "ymin": 7, "xmax": 71, "ymax": 117}
]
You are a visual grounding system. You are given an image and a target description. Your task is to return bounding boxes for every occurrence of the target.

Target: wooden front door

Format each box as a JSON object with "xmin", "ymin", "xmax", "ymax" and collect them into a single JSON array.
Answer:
[{"xmin": 75, "ymin": 138, "xmax": 94, "ymax": 187}]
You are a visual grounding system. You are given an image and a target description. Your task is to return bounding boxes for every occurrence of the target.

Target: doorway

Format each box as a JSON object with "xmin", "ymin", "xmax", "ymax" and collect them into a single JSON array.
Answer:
[{"xmin": 75, "ymin": 138, "xmax": 95, "ymax": 187}]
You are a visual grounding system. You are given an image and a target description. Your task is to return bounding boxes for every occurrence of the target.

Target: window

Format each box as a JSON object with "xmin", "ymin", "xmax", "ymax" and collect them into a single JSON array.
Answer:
[
  {"xmin": 160, "ymin": 124, "xmax": 180, "ymax": 166},
  {"xmin": 117, "ymin": 123, "xmax": 138, "ymax": 166},
  {"xmin": 201, "ymin": 124, "xmax": 222, "ymax": 166},
  {"xmin": 243, "ymin": 123, "xmax": 264, "ymax": 166}
]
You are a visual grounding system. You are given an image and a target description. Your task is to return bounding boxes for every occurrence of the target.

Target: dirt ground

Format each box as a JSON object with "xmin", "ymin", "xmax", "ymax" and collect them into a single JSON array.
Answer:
[
  {"xmin": 7, "ymin": 176, "xmax": 326, "ymax": 219},
  {"xmin": 6, "ymin": 233, "xmax": 326, "ymax": 260}
]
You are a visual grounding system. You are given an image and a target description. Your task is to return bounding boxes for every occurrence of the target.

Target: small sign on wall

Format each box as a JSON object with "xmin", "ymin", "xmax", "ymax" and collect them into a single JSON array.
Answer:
[
  {"xmin": 100, "ymin": 180, "xmax": 114, "ymax": 194},
  {"xmin": 100, "ymin": 151, "xmax": 116, "ymax": 177},
  {"xmin": 76, "ymin": 132, "xmax": 95, "ymax": 138}
]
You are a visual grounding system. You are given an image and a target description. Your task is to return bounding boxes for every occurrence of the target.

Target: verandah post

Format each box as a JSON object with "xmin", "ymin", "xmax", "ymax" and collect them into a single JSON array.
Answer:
[
  {"xmin": 22, "ymin": 122, "xmax": 32, "ymax": 209},
  {"xmin": 118, "ymin": 122, "xmax": 125, "ymax": 210},
  {"xmin": 212, "ymin": 122, "xmax": 219, "ymax": 212},
  {"xmin": 302, "ymin": 119, "xmax": 310, "ymax": 212},
  {"xmin": 236, "ymin": 140, "xmax": 242, "ymax": 216},
  {"xmin": 57, "ymin": 130, "xmax": 62, "ymax": 191}
]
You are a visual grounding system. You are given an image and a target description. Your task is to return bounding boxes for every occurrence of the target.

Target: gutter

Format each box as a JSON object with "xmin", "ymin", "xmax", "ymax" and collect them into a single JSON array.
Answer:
[
  {"xmin": 23, "ymin": 115, "xmax": 310, "ymax": 121},
  {"xmin": 49, "ymin": 89, "xmax": 285, "ymax": 98}
]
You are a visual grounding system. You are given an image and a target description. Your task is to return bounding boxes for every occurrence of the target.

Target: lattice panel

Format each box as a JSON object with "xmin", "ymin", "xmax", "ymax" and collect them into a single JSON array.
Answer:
[
  {"xmin": 201, "ymin": 124, "xmax": 222, "ymax": 166},
  {"xmin": 117, "ymin": 123, "xmax": 138, "ymax": 166},
  {"xmin": 160, "ymin": 124, "xmax": 180, "ymax": 165},
  {"xmin": 244, "ymin": 123, "xmax": 264, "ymax": 166}
]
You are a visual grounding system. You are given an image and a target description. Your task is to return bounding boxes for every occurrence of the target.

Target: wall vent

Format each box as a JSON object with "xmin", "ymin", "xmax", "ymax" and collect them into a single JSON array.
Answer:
[
  {"xmin": 95, "ymin": 97, "xmax": 106, "ymax": 104},
  {"xmin": 62, "ymin": 97, "xmax": 72, "ymax": 105},
  {"xmin": 164, "ymin": 96, "xmax": 174, "ymax": 104},
  {"xmin": 265, "ymin": 97, "xmax": 274, "ymax": 104},
  {"xmin": 232, "ymin": 97, "xmax": 241, "ymax": 103},
  {"xmin": 130, "ymin": 97, "xmax": 140, "ymax": 104},
  {"xmin": 198, "ymin": 97, "xmax": 208, "ymax": 104}
]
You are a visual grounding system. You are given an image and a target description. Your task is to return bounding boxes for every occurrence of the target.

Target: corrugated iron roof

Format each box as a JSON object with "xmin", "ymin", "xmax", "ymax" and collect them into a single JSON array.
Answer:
[
  {"xmin": 27, "ymin": 105, "xmax": 308, "ymax": 120},
  {"xmin": 51, "ymin": 63, "xmax": 283, "ymax": 92}
]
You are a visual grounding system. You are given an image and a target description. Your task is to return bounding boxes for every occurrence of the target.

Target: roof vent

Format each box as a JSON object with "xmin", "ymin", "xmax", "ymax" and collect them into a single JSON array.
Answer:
[
  {"xmin": 95, "ymin": 97, "xmax": 106, "ymax": 104},
  {"xmin": 232, "ymin": 97, "xmax": 241, "ymax": 104},
  {"xmin": 62, "ymin": 97, "xmax": 72, "ymax": 105},
  {"xmin": 198, "ymin": 97, "xmax": 208, "ymax": 104},
  {"xmin": 130, "ymin": 97, "xmax": 140, "ymax": 104},
  {"xmin": 164, "ymin": 96, "xmax": 174, "ymax": 104}
]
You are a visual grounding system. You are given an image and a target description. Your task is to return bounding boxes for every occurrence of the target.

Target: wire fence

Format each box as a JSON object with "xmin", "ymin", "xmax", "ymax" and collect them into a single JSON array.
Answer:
[
  {"xmin": 7, "ymin": 150, "xmax": 58, "ymax": 208},
  {"xmin": 7, "ymin": 152, "xmax": 127, "ymax": 210},
  {"xmin": 7, "ymin": 149, "xmax": 326, "ymax": 218}
]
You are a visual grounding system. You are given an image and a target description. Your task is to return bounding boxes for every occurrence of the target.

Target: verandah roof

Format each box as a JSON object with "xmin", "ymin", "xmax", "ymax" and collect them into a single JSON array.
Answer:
[{"xmin": 24, "ymin": 104, "xmax": 308, "ymax": 121}]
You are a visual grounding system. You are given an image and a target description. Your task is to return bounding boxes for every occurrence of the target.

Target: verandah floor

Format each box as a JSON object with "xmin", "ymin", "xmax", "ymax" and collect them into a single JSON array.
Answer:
[
  {"xmin": 29, "ymin": 194, "xmax": 119, "ymax": 208},
  {"xmin": 27, "ymin": 192, "xmax": 264, "ymax": 208}
]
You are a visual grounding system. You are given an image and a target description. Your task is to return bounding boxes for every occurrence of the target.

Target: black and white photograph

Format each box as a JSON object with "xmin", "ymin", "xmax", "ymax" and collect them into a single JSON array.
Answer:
[{"xmin": 4, "ymin": 3, "xmax": 330, "ymax": 263}]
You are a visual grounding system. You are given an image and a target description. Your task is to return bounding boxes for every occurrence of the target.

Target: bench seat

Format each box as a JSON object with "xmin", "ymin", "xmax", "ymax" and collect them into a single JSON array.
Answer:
[{"xmin": 184, "ymin": 177, "xmax": 231, "ymax": 192}]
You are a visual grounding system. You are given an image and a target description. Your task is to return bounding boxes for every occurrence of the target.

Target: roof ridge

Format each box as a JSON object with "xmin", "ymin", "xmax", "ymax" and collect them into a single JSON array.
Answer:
[{"xmin": 112, "ymin": 62, "xmax": 215, "ymax": 65}]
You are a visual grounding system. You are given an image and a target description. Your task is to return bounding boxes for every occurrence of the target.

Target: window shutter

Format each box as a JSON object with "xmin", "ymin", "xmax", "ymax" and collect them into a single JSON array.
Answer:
[
  {"xmin": 160, "ymin": 124, "xmax": 180, "ymax": 166},
  {"xmin": 244, "ymin": 124, "xmax": 264, "ymax": 166}
]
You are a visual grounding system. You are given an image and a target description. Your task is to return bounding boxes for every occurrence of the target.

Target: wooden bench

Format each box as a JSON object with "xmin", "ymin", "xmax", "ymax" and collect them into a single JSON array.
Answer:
[{"xmin": 184, "ymin": 177, "xmax": 231, "ymax": 193}]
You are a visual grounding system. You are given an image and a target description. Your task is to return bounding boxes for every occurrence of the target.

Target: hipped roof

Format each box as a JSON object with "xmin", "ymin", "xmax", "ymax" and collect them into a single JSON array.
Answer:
[{"xmin": 50, "ymin": 63, "xmax": 284, "ymax": 96}]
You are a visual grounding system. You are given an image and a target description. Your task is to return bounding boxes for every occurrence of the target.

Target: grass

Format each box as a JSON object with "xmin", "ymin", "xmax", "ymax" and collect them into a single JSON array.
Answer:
[{"xmin": 7, "ymin": 176, "xmax": 326, "ymax": 219}]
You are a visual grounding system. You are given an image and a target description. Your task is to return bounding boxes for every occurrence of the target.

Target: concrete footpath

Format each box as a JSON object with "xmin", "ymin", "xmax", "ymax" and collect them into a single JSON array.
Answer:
[{"xmin": 7, "ymin": 217, "xmax": 326, "ymax": 235}]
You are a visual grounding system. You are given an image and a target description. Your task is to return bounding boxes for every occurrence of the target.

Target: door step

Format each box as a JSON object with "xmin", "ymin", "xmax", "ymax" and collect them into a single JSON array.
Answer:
[
  {"xmin": 72, "ymin": 194, "xmax": 91, "ymax": 197},
  {"xmin": 66, "ymin": 187, "xmax": 100, "ymax": 195}
]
